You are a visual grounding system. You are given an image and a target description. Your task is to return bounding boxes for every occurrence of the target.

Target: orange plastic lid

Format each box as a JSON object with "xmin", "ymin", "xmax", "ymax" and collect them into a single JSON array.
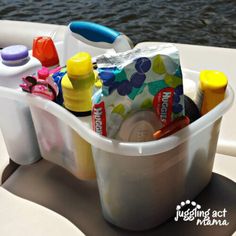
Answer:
[{"xmin": 33, "ymin": 36, "xmax": 59, "ymax": 67}]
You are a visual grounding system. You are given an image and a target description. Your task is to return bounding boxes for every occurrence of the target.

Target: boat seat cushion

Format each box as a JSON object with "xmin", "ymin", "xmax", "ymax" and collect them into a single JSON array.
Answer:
[{"xmin": 0, "ymin": 187, "xmax": 83, "ymax": 236}]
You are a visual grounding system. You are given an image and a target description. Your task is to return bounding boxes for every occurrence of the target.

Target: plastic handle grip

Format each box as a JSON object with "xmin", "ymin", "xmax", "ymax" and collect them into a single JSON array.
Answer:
[
  {"xmin": 61, "ymin": 21, "xmax": 132, "ymax": 66},
  {"xmin": 69, "ymin": 21, "xmax": 120, "ymax": 44}
]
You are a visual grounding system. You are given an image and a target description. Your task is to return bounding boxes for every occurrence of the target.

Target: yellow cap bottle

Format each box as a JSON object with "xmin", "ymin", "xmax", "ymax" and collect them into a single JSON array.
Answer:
[
  {"xmin": 62, "ymin": 52, "xmax": 95, "ymax": 116},
  {"xmin": 196, "ymin": 70, "xmax": 228, "ymax": 115}
]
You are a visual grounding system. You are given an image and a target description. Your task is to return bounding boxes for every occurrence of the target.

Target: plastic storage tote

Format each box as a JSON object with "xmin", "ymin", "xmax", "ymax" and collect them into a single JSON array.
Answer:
[{"xmin": 22, "ymin": 69, "xmax": 233, "ymax": 230}]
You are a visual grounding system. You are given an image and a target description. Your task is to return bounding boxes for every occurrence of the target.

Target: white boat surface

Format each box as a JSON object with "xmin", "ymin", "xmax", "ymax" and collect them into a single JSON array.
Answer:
[{"xmin": 0, "ymin": 20, "xmax": 235, "ymax": 235}]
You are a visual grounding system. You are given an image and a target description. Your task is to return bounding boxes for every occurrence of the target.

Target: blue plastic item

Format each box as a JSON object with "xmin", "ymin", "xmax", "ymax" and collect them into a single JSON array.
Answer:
[
  {"xmin": 69, "ymin": 21, "xmax": 120, "ymax": 44},
  {"xmin": 52, "ymin": 70, "xmax": 66, "ymax": 105}
]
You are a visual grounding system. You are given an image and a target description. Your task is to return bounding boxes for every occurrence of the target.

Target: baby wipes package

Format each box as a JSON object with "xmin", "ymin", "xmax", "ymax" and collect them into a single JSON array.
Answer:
[{"xmin": 92, "ymin": 44, "xmax": 185, "ymax": 141}]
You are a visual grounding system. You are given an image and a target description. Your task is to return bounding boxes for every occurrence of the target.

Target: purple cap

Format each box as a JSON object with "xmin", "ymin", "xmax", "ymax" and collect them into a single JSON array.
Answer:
[{"xmin": 1, "ymin": 45, "xmax": 29, "ymax": 61}]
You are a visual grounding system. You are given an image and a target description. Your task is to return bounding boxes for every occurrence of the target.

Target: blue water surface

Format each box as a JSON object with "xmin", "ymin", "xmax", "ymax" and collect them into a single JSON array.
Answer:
[{"xmin": 0, "ymin": 0, "xmax": 235, "ymax": 48}]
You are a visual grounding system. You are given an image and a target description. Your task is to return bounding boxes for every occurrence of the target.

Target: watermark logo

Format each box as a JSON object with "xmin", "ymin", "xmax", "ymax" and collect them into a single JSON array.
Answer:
[{"xmin": 174, "ymin": 200, "xmax": 229, "ymax": 226}]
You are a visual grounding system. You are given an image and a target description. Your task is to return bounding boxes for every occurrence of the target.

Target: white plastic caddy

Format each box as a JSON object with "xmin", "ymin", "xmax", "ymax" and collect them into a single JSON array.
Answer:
[{"xmin": 0, "ymin": 22, "xmax": 234, "ymax": 231}]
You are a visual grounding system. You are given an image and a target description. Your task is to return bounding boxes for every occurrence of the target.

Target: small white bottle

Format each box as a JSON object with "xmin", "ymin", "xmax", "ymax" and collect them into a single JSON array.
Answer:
[{"xmin": 0, "ymin": 45, "xmax": 41, "ymax": 89}]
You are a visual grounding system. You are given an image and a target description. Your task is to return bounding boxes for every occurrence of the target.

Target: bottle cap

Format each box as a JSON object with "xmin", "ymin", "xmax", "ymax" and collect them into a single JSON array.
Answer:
[
  {"xmin": 62, "ymin": 52, "xmax": 95, "ymax": 113},
  {"xmin": 33, "ymin": 36, "xmax": 59, "ymax": 67},
  {"xmin": 67, "ymin": 52, "xmax": 93, "ymax": 79},
  {"xmin": 37, "ymin": 67, "xmax": 50, "ymax": 80},
  {"xmin": 200, "ymin": 70, "xmax": 228, "ymax": 91},
  {"xmin": 1, "ymin": 45, "xmax": 29, "ymax": 65}
]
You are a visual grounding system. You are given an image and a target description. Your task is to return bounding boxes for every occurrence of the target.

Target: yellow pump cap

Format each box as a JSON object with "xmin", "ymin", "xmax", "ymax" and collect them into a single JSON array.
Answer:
[
  {"xmin": 200, "ymin": 70, "xmax": 228, "ymax": 91},
  {"xmin": 67, "ymin": 52, "xmax": 93, "ymax": 79}
]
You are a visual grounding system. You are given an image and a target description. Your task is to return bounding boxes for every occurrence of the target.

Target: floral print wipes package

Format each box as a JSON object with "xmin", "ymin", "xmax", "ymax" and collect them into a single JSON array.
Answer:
[{"xmin": 92, "ymin": 44, "xmax": 185, "ymax": 139}]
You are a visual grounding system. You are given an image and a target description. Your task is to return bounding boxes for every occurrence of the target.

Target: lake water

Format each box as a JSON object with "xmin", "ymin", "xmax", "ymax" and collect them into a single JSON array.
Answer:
[{"xmin": 0, "ymin": 0, "xmax": 236, "ymax": 48}]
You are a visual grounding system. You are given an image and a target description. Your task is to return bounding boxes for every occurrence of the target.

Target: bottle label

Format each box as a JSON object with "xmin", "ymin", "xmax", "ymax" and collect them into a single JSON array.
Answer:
[{"xmin": 92, "ymin": 101, "xmax": 107, "ymax": 136}]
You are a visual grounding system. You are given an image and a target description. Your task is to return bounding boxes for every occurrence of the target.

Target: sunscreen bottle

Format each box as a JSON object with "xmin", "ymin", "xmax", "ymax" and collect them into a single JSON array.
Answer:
[
  {"xmin": 196, "ymin": 70, "xmax": 228, "ymax": 115},
  {"xmin": 61, "ymin": 52, "xmax": 95, "ymax": 116}
]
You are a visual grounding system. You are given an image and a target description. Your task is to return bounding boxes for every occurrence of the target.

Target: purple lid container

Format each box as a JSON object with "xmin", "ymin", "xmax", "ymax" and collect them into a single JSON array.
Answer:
[{"xmin": 1, "ymin": 45, "xmax": 29, "ymax": 62}]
